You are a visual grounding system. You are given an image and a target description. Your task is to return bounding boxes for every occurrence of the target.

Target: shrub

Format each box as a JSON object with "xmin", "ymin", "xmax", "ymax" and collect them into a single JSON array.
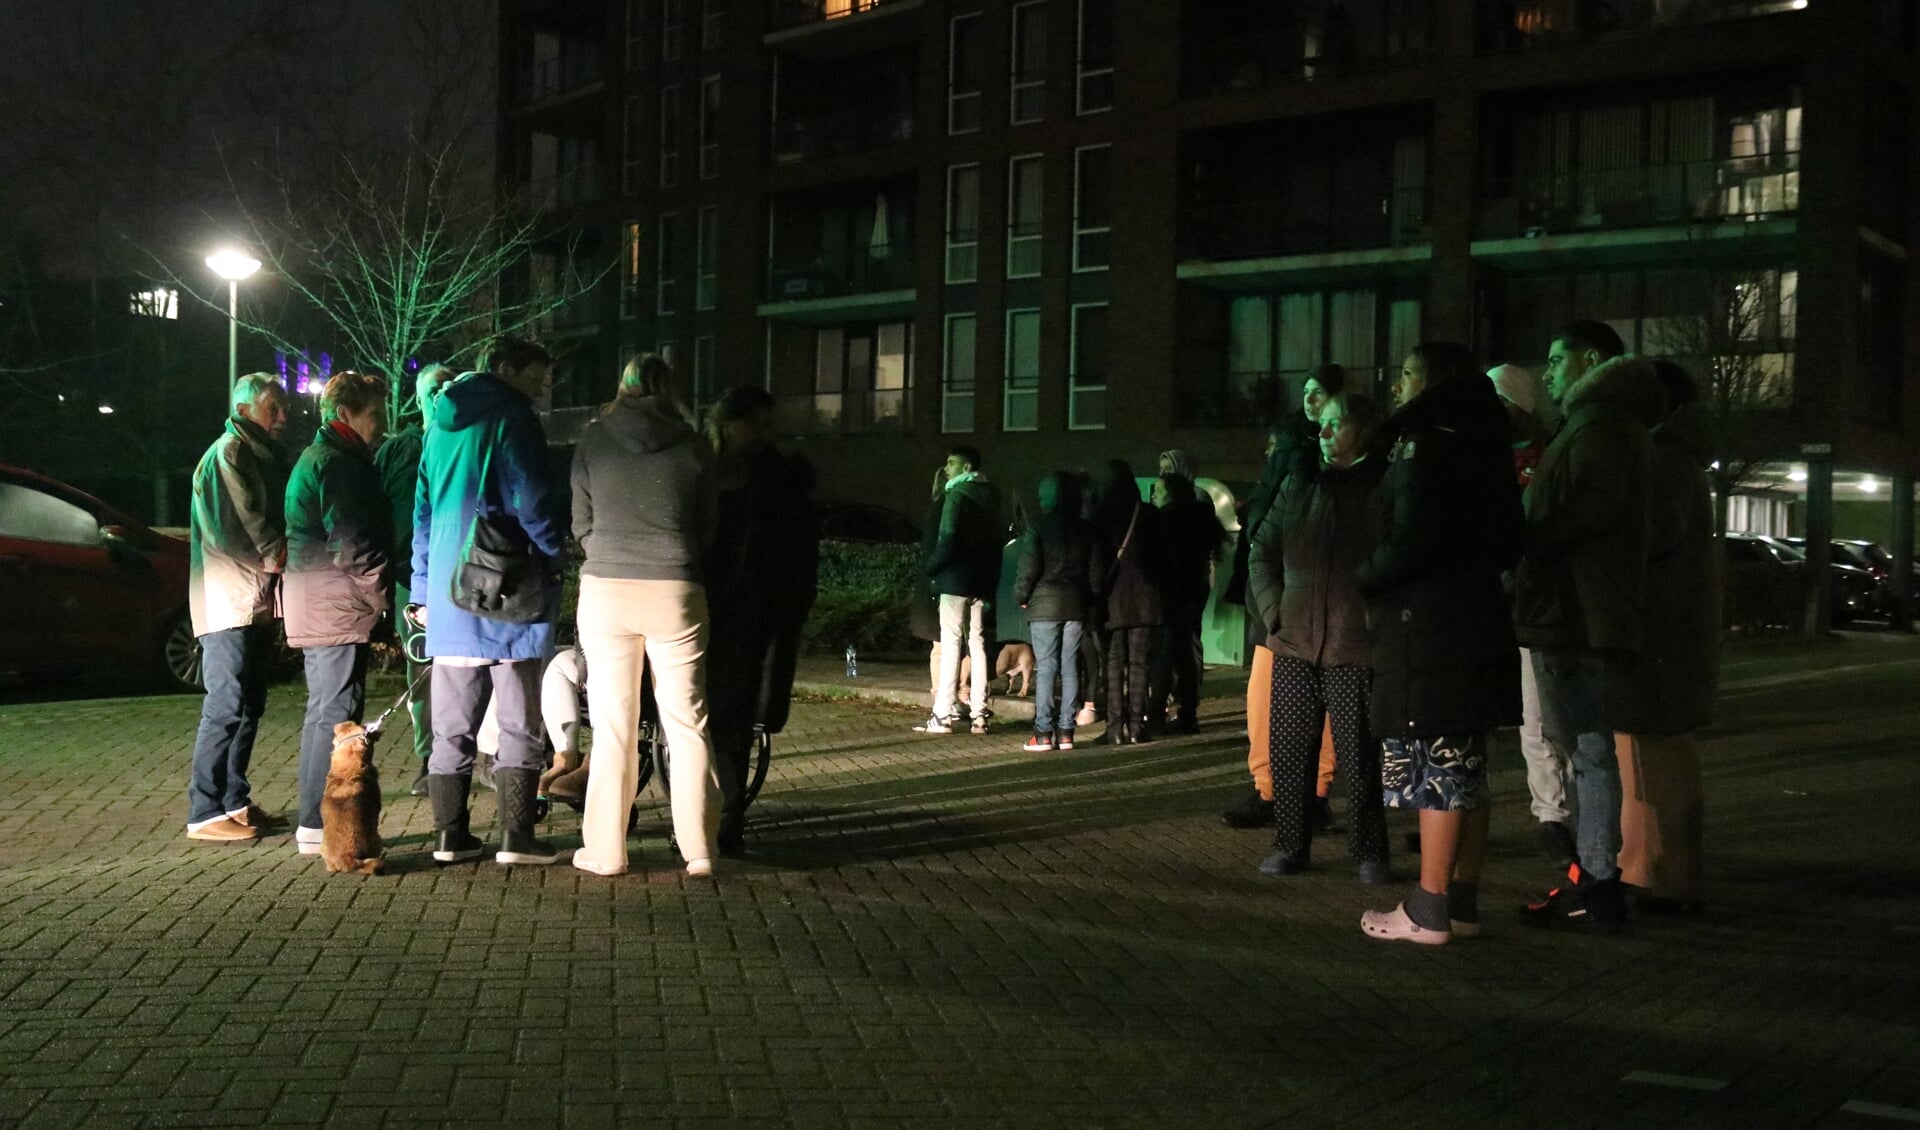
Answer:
[{"xmin": 801, "ymin": 540, "xmax": 921, "ymax": 655}]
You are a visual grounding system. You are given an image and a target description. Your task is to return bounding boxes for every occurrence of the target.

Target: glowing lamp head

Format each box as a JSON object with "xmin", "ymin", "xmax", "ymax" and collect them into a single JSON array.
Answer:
[{"xmin": 206, "ymin": 249, "xmax": 261, "ymax": 282}]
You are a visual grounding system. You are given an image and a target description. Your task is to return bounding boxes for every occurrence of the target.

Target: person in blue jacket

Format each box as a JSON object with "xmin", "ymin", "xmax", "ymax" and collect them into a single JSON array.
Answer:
[{"xmin": 408, "ymin": 337, "xmax": 568, "ymax": 867}]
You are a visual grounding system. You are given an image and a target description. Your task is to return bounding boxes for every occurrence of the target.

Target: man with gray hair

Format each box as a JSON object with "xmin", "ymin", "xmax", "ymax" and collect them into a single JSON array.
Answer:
[
  {"xmin": 185, "ymin": 372, "xmax": 293, "ymax": 843},
  {"xmin": 375, "ymin": 362, "xmax": 463, "ymax": 797}
]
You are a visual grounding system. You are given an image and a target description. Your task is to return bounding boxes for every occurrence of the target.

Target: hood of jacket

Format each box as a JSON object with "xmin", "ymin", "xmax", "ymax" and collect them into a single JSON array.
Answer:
[
  {"xmin": 596, "ymin": 394, "xmax": 698, "ymax": 454},
  {"xmin": 435, "ymin": 371, "xmax": 528, "ymax": 432},
  {"xmin": 1561, "ymin": 355, "xmax": 1669, "ymax": 428},
  {"xmin": 1384, "ymin": 371, "xmax": 1511, "ymax": 452},
  {"xmin": 947, "ymin": 474, "xmax": 996, "ymax": 510},
  {"xmin": 1654, "ymin": 401, "xmax": 1715, "ymax": 468}
]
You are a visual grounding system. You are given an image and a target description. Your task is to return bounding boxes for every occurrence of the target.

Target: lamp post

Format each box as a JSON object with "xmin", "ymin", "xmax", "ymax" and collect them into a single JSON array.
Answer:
[{"xmin": 205, "ymin": 249, "xmax": 261, "ymax": 396}]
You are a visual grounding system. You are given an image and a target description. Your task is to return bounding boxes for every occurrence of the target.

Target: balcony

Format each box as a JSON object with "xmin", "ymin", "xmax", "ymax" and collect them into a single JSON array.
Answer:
[
  {"xmin": 1175, "ymin": 368, "xmax": 1392, "ymax": 428},
  {"xmin": 1478, "ymin": 0, "xmax": 1805, "ymax": 52},
  {"xmin": 1476, "ymin": 152, "xmax": 1800, "ymax": 239},
  {"xmin": 766, "ymin": 250, "xmax": 915, "ymax": 304},
  {"xmin": 770, "ymin": 0, "xmax": 918, "ymax": 30},
  {"xmin": 773, "ymin": 104, "xmax": 915, "ymax": 164},
  {"xmin": 1182, "ymin": 188, "xmax": 1429, "ymax": 262},
  {"xmin": 516, "ymin": 52, "xmax": 602, "ymax": 107},
  {"xmin": 1182, "ymin": 0, "xmax": 1432, "ymax": 97},
  {"xmin": 771, "ymin": 389, "xmax": 912, "ymax": 435},
  {"xmin": 526, "ymin": 160, "xmax": 603, "ymax": 212}
]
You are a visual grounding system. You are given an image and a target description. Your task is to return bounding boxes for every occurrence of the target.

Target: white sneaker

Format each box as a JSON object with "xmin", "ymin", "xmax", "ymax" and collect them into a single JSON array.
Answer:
[
  {"xmin": 913, "ymin": 716, "xmax": 953, "ymax": 734},
  {"xmin": 572, "ymin": 852, "xmax": 626, "ymax": 877},
  {"xmin": 685, "ymin": 858, "xmax": 714, "ymax": 878},
  {"xmin": 295, "ymin": 826, "xmax": 324, "ymax": 856}
]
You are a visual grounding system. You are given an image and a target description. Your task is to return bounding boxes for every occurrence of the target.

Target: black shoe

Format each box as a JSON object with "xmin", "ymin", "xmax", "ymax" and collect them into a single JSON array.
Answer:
[
  {"xmin": 1634, "ymin": 894, "xmax": 1703, "ymax": 916},
  {"xmin": 1536, "ymin": 820, "xmax": 1577, "ymax": 867},
  {"xmin": 1103, "ymin": 726, "xmax": 1128, "ymax": 746},
  {"xmin": 718, "ymin": 812, "xmax": 746, "ymax": 858},
  {"xmin": 1256, "ymin": 850, "xmax": 1308, "ymax": 876},
  {"xmin": 1520, "ymin": 863, "xmax": 1624, "ymax": 932},
  {"xmin": 1356, "ymin": 861, "xmax": 1392, "ymax": 887},
  {"xmin": 1221, "ymin": 792, "xmax": 1274, "ymax": 829},
  {"xmin": 427, "ymin": 774, "xmax": 484, "ymax": 864},
  {"xmin": 408, "ymin": 768, "xmax": 429, "ymax": 798},
  {"xmin": 494, "ymin": 768, "xmax": 560, "ymax": 865}
]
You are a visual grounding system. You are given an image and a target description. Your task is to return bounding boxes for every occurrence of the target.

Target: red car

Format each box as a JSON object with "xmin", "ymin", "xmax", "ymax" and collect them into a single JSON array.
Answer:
[{"xmin": 0, "ymin": 464, "xmax": 199, "ymax": 690}]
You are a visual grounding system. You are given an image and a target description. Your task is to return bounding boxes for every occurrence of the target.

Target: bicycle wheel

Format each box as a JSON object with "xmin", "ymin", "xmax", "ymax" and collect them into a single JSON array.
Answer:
[{"xmin": 743, "ymin": 725, "xmax": 772, "ymax": 806}]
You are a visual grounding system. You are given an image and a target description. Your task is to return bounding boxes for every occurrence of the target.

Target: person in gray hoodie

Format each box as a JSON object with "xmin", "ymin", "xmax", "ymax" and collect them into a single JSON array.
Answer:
[{"xmin": 570, "ymin": 353, "xmax": 723, "ymax": 877}]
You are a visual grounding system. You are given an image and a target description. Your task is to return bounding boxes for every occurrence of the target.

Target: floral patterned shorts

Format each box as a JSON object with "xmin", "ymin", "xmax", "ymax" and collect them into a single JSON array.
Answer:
[{"xmin": 1381, "ymin": 732, "xmax": 1490, "ymax": 812}]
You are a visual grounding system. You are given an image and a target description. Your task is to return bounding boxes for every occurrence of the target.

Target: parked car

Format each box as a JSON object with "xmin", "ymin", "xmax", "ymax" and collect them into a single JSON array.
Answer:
[
  {"xmin": 1781, "ymin": 537, "xmax": 1912, "ymax": 615},
  {"xmin": 0, "ymin": 465, "xmax": 198, "ymax": 690},
  {"xmin": 1725, "ymin": 533, "xmax": 1880, "ymax": 625},
  {"xmin": 817, "ymin": 502, "xmax": 921, "ymax": 545}
]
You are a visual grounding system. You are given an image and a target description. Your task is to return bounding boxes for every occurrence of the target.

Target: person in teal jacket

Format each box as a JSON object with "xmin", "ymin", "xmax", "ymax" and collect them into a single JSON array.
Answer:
[{"xmin": 408, "ymin": 338, "xmax": 568, "ymax": 867}]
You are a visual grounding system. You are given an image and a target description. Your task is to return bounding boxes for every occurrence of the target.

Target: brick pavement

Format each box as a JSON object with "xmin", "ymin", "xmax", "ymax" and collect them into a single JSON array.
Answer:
[{"xmin": 0, "ymin": 634, "xmax": 1917, "ymax": 1128}]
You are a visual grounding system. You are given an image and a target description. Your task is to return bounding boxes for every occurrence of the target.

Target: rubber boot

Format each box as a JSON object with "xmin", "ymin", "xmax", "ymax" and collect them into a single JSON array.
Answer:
[
  {"xmin": 428, "ymin": 774, "xmax": 484, "ymax": 864},
  {"xmin": 495, "ymin": 768, "xmax": 561, "ymax": 865}
]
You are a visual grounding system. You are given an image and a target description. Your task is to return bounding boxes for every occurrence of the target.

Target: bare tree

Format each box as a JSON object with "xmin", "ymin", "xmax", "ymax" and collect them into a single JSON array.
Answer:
[{"xmin": 1644, "ymin": 260, "xmax": 1797, "ymax": 539}]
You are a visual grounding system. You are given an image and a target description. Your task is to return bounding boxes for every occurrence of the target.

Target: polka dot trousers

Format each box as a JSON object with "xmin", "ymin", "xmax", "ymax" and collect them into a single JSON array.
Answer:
[{"xmin": 1267, "ymin": 655, "xmax": 1388, "ymax": 865}]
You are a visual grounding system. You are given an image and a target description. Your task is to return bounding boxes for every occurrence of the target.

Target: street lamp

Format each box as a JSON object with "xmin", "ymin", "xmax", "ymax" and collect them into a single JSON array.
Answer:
[{"xmin": 205, "ymin": 248, "xmax": 261, "ymax": 396}]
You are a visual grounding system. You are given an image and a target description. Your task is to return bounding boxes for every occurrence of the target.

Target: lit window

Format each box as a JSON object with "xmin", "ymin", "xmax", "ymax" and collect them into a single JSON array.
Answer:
[
  {"xmin": 621, "ymin": 221, "xmax": 643, "ymax": 317},
  {"xmin": 130, "ymin": 288, "xmax": 179, "ymax": 320}
]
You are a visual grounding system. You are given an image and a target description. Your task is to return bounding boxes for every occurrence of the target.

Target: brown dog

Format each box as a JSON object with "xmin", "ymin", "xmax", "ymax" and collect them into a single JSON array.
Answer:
[
  {"xmin": 996, "ymin": 642, "xmax": 1036, "ymax": 698},
  {"xmin": 322, "ymin": 722, "xmax": 386, "ymax": 875}
]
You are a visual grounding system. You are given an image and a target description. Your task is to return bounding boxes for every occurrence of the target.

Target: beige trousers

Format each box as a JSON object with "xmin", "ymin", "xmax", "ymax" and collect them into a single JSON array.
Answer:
[
  {"xmin": 577, "ymin": 577, "xmax": 722, "ymax": 871},
  {"xmin": 1614, "ymin": 731, "xmax": 1705, "ymax": 901},
  {"xmin": 1247, "ymin": 644, "xmax": 1335, "ymax": 801}
]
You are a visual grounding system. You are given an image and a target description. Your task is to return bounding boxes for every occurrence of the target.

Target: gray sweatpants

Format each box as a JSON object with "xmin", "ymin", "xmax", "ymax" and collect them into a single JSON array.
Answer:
[{"xmin": 429, "ymin": 660, "xmax": 544, "ymax": 776}]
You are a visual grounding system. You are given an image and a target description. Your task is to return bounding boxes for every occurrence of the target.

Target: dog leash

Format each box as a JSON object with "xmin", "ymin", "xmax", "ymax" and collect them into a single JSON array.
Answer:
[{"xmin": 364, "ymin": 663, "xmax": 432, "ymax": 738}]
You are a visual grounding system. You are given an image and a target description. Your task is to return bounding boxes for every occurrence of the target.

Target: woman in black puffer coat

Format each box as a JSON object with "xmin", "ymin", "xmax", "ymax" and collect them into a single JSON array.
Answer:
[
  {"xmin": 1090, "ymin": 460, "xmax": 1163, "ymax": 744},
  {"xmin": 1355, "ymin": 342, "xmax": 1524, "ymax": 946}
]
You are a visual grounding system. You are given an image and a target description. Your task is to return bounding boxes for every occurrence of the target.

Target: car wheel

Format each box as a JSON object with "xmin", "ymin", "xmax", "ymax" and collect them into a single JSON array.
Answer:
[{"xmin": 160, "ymin": 613, "xmax": 203, "ymax": 692}]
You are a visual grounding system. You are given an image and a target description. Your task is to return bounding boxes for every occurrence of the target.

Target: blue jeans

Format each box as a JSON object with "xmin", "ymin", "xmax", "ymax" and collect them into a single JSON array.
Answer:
[
  {"xmin": 298, "ymin": 644, "xmax": 369, "ymax": 831},
  {"xmin": 1532, "ymin": 647, "xmax": 1622, "ymax": 881},
  {"xmin": 187, "ymin": 623, "xmax": 277, "ymax": 826},
  {"xmin": 1030, "ymin": 620, "xmax": 1084, "ymax": 735}
]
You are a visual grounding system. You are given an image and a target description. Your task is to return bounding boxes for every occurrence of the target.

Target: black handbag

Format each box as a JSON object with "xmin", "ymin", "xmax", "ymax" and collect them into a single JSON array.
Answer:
[{"xmin": 451, "ymin": 418, "xmax": 548, "ymax": 623}]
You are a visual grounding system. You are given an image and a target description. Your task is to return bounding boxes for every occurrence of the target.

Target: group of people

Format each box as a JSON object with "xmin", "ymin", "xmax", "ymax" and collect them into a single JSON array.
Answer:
[
  {"xmin": 910, "ymin": 447, "xmax": 1226, "ymax": 752},
  {"xmin": 182, "ymin": 339, "xmax": 818, "ymax": 876},
  {"xmin": 903, "ymin": 322, "xmax": 1717, "ymax": 945},
  {"xmin": 1212, "ymin": 325, "xmax": 1717, "ymax": 944}
]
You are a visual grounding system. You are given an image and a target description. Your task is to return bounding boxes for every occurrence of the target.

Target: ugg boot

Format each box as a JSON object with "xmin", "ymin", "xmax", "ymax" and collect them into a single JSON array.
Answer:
[
  {"xmin": 495, "ymin": 768, "xmax": 561, "ymax": 865},
  {"xmin": 538, "ymin": 749, "xmax": 578, "ymax": 797},
  {"xmin": 547, "ymin": 750, "xmax": 590, "ymax": 802},
  {"xmin": 428, "ymin": 774, "xmax": 484, "ymax": 864}
]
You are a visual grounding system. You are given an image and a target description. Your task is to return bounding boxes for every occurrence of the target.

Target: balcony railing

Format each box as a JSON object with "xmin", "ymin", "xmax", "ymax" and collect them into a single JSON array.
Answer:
[
  {"xmin": 773, "ymin": 104, "xmax": 915, "ymax": 163},
  {"xmin": 1479, "ymin": 0, "xmax": 1805, "ymax": 52},
  {"xmin": 518, "ymin": 53, "xmax": 602, "ymax": 105},
  {"xmin": 1176, "ymin": 368, "xmax": 1393, "ymax": 428},
  {"xmin": 770, "ymin": 0, "xmax": 917, "ymax": 31},
  {"xmin": 1476, "ymin": 152, "xmax": 1799, "ymax": 238},
  {"xmin": 772, "ymin": 389, "xmax": 912, "ymax": 435},
  {"xmin": 1183, "ymin": 0, "xmax": 1433, "ymax": 97},
  {"xmin": 1182, "ymin": 187, "xmax": 1429, "ymax": 261},
  {"xmin": 766, "ymin": 249, "xmax": 915, "ymax": 302}
]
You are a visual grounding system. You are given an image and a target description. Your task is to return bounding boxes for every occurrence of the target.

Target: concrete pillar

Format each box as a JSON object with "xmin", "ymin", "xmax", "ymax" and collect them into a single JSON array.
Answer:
[
  {"xmin": 1891, "ymin": 473, "xmax": 1915, "ymax": 632},
  {"xmin": 1803, "ymin": 458, "xmax": 1835, "ymax": 636}
]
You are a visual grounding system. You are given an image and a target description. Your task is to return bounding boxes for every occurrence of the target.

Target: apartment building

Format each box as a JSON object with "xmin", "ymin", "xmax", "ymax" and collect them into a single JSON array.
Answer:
[{"xmin": 499, "ymin": 0, "xmax": 1920, "ymax": 626}]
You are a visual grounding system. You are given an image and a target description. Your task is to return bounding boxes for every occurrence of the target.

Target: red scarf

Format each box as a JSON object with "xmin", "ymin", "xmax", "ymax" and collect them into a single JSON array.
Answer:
[{"xmin": 330, "ymin": 419, "xmax": 369, "ymax": 452}]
